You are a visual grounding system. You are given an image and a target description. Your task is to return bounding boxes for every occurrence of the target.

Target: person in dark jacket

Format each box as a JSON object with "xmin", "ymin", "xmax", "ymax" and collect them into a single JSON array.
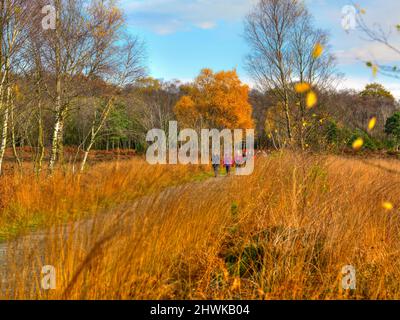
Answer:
[
  {"xmin": 212, "ymin": 153, "xmax": 220, "ymax": 177},
  {"xmin": 224, "ymin": 152, "xmax": 233, "ymax": 176}
]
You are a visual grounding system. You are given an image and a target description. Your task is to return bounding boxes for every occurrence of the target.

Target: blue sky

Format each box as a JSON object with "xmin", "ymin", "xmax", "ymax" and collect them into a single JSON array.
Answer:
[{"xmin": 121, "ymin": 0, "xmax": 400, "ymax": 97}]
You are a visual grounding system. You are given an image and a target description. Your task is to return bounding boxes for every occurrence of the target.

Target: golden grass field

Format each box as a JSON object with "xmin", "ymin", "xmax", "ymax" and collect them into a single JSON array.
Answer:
[{"xmin": 1, "ymin": 152, "xmax": 400, "ymax": 300}]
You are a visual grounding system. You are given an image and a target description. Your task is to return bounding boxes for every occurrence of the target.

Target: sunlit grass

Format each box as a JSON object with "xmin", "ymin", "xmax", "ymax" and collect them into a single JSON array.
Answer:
[
  {"xmin": 0, "ymin": 159, "xmax": 206, "ymax": 241},
  {"xmin": 2, "ymin": 152, "xmax": 400, "ymax": 300}
]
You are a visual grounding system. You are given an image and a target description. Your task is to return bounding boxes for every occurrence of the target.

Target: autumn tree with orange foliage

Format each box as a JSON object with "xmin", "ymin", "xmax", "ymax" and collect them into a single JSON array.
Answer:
[{"xmin": 174, "ymin": 69, "xmax": 254, "ymax": 130}]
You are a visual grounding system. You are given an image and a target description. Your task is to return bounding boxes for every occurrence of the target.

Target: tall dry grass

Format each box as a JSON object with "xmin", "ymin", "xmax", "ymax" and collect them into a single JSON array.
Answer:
[
  {"xmin": 2, "ymin": 152, "xmax": 400, "ymax": 300},
  {"xmin": 0, "ymin": 159, "xmax": 206, "ymax": 240}
]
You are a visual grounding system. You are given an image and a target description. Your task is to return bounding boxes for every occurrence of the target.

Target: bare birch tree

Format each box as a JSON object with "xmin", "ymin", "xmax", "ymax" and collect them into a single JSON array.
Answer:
[
  {"xmin": 291, "ymin": 11, "xmax": 338, "ymax": 149},
  {"xmin": 0, "ymin": 0, "xmax": 31, "ymax": 175},
  {"xmin": 245, "ymin": 0, "xmax": 304, "ymax": 144},
  {"xmin": 34, "ymin": 0, "xmax": 131, "ymax": 173},
  {"xmin": 245, "ymin": 0, "xmax": 337, "ymax": 148},
  {"xmin": 76, "ymin": 31, "xmax": 146, "ymax": 172}
]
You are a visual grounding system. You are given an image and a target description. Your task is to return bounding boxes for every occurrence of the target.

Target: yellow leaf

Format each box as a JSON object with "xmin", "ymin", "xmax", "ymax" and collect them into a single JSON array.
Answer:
[
  {"xmin": 368, "ymin": 117, "xmax": 377, "ymax": 131},
  {"xmin": 372, "ymin": 64, "xmax": 378, "ymax": 77},
  {"xmin": 295, "ymin": 82, "xmax": 311, "ymax": 93},
  {"xmin": 382, "ymin": 201, "xmax": 394, "ymax": 211},
  {"xmin": 352, "ymin": 138, "xmax": 364, "ymax": 150},
  {"xmin": 355, "ymin": 4, "xmax": 366, "ymax": 14},
  {"xmin": 312, "ymin": 43, "xmax": 324, "ymax": 59},
  {"xmin": 306, "ymin": 91, "xmax": 317, "ymax": 108}
]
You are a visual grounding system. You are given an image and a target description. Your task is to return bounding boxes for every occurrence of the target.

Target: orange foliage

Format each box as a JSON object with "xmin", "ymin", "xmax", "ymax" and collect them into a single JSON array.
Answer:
[{"xmin": 174, "ymin": 69, "xmax": 254, "ymax": 129}]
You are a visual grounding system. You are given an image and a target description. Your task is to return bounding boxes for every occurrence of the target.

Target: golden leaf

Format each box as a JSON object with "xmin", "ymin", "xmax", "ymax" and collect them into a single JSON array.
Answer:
[
  {"xmin": 306, "ymin": 91, "xmax": 317, "ymax": 108},
  {"xmin": 368, "ymin": 117, "xmax": 377, "ymax": 131},
  {"xmin": 382, "ymin": 202, "xmax": 394, "ymax": 211},
  {"xmin": 352, "ymin": 138, "xmax": 364, "ymax": 150},
  {"xmin": 312, "ymin": 43, "xmax": 324, "ymax": 59},
  {"xmin": 355, "ymin": 4, "xmax": 367, "ymax": 14},
  {"xmin": 295, "ymin": 82, "xmax": 311, "ymax": 93},
  {"xmin": 372, "ymin": 64, "xmax": 378, "ymax": 77}
]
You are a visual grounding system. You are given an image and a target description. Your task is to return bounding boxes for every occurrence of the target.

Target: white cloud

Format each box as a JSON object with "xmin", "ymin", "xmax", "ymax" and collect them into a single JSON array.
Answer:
[
  {"xmin": 121, "ymin": 0, "xmax": 257, "ymax": 34},
  {"xmin": 335, "ymin": 42, "xmax": 400, "ymax": 65},
  {"xmin": 196, "ymin": 21, "xmax": 217, "ymax": 30},
  {"xmin": 338, "ymin": 76, "xmax": 400, "ymax": 99}
]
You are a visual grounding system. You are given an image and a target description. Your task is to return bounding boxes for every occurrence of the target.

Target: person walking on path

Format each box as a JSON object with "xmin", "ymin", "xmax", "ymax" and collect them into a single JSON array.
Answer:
[
  {"xmin": 224, "ymin": 152, "xmax": 233, "ymax": 176},
  {"xmin": 212, "ymin": 153, "xmax": 221, "ymax": 177}
]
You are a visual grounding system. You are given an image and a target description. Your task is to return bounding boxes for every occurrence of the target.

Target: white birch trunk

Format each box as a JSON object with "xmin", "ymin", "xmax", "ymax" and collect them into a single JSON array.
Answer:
[
  {"xmin": 49, "ymin": 111, "xmax": 62, "ymax": 172},
  {"xmin": 48, "ymin": 0, "xmax": 62, "ymax": 174},
  {"xmin": 0, "ymin": 86, "xmax": 10, "ymax": 175},
  {"xmin": 80, "ymin": 99, "xmax": 114, "ymax": 172}
]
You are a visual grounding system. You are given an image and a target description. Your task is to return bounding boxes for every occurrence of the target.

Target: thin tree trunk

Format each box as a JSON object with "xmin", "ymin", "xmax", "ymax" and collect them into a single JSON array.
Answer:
[
  {"xmin": 36, "ymin": 102, "xmax": 45, "ymax": 176},
  {"xmin": 80, "ymin": 125, "xmax": 95, "ymax": 172},
  {"xmin": 270, "ymin": 132, "xmax": 279, "ymax": 150},
  {"xmin": 299, "ymin": 73, "xmax": 306, "ymax": 150},
  {"xmin": 57, "ymin": 113, "xmax": 65, "ymax": 166},
  {"xmin": 0, "ymin": 108, "xmax": 9, "ymax": 175},
  {"xmin": 33, "ymin": 41, "xmax": 45, "ymax": 176},
  {"xmin": 49, "ymin": 0, "xmax": 62, "ymax": 174},
  {"xmin": 9, "ymin": 91, "xmax": 21, "ymax": 169},
  {"xmin": 49, "ymin": 111, "xmax": 62, "ymax": 172},
  {"xmin": 283, "ymin": 92, "xmax": 292, "ymax": 144},
  {"xmin": 277, "ymin": 55, "xmax": 293, "ymax": 144},
  {"xmin": 80, "ymin": 99, "xmax": 113, "ymax": 172},
  {"xmin": 0, "ymin": 86, "xmax": 10, "ymax": 176}
]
